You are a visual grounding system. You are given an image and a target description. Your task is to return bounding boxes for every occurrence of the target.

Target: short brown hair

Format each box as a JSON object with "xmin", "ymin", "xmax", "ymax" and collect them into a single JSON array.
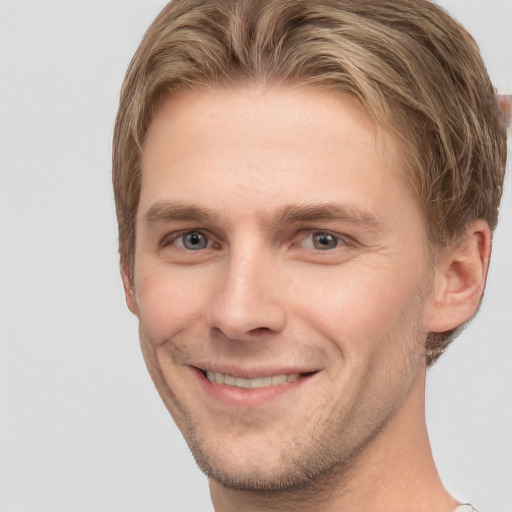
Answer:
[{"xmin": 113, "ymin": 0, "xmax": 507, "ymax": 364}]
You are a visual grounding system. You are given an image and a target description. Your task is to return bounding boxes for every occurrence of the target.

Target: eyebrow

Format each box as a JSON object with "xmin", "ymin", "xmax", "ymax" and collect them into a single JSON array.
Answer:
[
  {"xmin": 144, "ymin": 201, "xmax": 218, "ymax": 224},
  {"xmin": 144, "ymin": 200, "xmax": 383, "ymax": 233},
  {"xmin": 272, "ymin": 203, "xmax": 383, "ymax": 233}
]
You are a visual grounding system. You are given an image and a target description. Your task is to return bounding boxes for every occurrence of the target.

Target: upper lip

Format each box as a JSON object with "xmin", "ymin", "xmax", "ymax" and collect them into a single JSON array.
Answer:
[{"xmin": 191, "ymin": 364, "xmax": 319, "ymax": 379}]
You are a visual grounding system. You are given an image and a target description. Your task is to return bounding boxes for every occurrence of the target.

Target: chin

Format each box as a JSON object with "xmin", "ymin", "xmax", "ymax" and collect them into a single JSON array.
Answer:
[
  {"xmin": 182, "ymin": 427, "xmax": 355, "ymax": 493},
  {"xmin": 194, "ymin": 453, "xmax": 334, "ymax": 492}
]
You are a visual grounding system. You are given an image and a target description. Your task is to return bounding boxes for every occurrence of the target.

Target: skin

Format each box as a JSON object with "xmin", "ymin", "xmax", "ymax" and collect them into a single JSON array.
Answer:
[{"xmin": 122, "ymin": 86, "xmax": 490, "ymax": 512}]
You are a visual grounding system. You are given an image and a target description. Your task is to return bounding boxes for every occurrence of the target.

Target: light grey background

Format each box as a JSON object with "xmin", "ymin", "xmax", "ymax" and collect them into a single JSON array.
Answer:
[{"xmin": 0, "ymin": 1, "xmax": 510, "ymax": 511}]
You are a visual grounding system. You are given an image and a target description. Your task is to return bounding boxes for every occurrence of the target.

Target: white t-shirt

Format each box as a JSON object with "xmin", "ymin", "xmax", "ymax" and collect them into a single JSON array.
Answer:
[{"xmin": 454, "ymin": 505, "xmax": 478, "ymax": 512}]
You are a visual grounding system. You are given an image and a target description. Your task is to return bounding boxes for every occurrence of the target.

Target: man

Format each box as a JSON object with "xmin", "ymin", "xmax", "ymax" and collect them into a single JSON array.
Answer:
[{"xmin": 112, "ymin": 0, "xmax": 507, "ymax": 510}]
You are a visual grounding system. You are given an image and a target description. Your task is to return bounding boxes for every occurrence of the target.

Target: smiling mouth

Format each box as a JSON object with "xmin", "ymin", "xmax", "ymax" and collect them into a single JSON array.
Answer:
[{"xmin": 204, "ymin": 370, "xmax": 313, "ymax": 389}]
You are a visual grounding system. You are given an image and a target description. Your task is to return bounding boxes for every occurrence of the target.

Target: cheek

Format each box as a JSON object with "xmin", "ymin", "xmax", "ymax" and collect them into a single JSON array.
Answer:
[
  {"xmin": 134, "ymin": 264, "xmax": 212, "ymax": 346},
  {"xmin": 289, "ymin": 259, "xmax": 426, "ymax": 354}
]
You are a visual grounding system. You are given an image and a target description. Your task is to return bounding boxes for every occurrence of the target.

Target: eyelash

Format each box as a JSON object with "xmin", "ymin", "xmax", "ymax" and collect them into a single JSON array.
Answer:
[
  {"xmin": 299, "ymin": 230, "xmax": 354, "ymax": 251},
  {"xmin": 160, "ymin": 229, "xmax": 354, "ymax": 252},
  {"xmin": 160, "ymin": 230, "xmax": 217, "ymax": 251}
]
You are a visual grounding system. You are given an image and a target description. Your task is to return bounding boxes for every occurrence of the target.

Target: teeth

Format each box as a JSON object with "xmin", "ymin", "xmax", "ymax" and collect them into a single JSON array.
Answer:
[
  {"xmin": 205, "ymin": 371, "xmax": 301, "ymax": 388},
  {"xmin": 271, "ymin": 374, "xmax": 287, "ymax": 385},
  {"xmin": 224, "ymin": 374, "xmax": 236, "ymax": 386},
  {"xmin": 250, "ymin": 377, "xmax": 271, "ymax": 388}
]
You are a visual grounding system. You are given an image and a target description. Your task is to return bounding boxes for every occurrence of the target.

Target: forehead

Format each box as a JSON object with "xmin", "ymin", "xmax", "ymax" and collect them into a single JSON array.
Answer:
[
  {"xmin": 145, "ymin": 86, "xmax": 391, "ymax": 163},
  {"xmin": 139, "ymin": 86, "xmax": 418, "ymax": 229}
]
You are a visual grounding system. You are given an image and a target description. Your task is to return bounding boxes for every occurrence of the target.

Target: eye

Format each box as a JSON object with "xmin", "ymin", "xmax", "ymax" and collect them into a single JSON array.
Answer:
[
  {"xmin": 173, "ymin": 231, "xmax": 210, "ymax": 250},
  {"xmin": 302, "ymin": 231, "xmax": 341, "ymax": 250}
]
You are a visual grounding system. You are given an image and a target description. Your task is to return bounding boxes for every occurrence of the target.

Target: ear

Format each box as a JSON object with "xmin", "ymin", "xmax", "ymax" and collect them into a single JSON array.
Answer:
[
  {"xmin": 424, "ymin": 219, "xmax": 491, "ymax": 333},
  {"xmin": 120, "ymin": 261, "xmax": 138, "ymax": 316}
]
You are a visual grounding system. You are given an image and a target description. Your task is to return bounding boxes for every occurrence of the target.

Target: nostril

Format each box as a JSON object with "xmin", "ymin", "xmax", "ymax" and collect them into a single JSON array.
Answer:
[{"xmin": 249, "ymin": 327, "xmax": 272, "ymax": 335}]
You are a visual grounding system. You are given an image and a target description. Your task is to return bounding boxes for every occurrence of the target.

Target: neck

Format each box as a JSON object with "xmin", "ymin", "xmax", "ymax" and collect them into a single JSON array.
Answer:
[{"xmin": 209, "ymin": 370, "xmax": 457, "ymax": 512}]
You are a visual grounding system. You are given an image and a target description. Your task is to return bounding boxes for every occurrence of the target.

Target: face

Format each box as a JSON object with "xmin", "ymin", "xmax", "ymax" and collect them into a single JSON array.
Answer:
[{"xmin": 128, "ymin": 86, "xmax": 434, "ymax": 490}]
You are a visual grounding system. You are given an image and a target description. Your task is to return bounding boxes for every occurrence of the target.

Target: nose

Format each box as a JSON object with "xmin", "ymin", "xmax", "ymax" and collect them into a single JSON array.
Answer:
[{"xmin": 206, "ymin": 245, "xmax": 287, "ymax": 341}]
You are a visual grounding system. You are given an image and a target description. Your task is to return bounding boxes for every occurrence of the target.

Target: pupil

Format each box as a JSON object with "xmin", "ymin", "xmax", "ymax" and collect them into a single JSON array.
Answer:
[
  {"xmin": 314, "ymin": 233, "xmax": 336, "ymax": 250},
  {"xmin": 185, "ymin": 232, "xmax": 206, "ymax": 249}
]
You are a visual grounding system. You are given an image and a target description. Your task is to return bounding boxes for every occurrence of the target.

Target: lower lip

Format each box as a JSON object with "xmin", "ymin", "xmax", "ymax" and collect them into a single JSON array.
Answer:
[{"xmin": 189, "ymin": 367, "xmax": 316, "ymax": 408}]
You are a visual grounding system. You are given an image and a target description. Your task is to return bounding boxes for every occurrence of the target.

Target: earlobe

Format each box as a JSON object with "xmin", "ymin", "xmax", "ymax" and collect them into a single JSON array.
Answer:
[
  {"xmin": 424, "ymin": 219, "xmax": 491, "ymax": 334},
  {"xmin": 120, "ymin": 261, "xmax": 138, "ymax": 316}
]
